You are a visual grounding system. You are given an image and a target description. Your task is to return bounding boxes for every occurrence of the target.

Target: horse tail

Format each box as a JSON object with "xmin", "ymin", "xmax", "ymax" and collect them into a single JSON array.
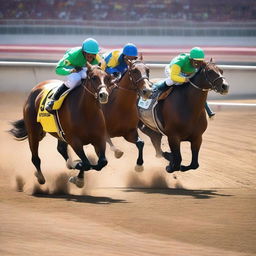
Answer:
[{"xmin": 9, "ymin": 119, "xmax": 28, "ymax": 141}]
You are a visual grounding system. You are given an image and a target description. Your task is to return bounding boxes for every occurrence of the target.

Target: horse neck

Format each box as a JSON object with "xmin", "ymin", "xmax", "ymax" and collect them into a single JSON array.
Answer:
[
  {"xmin": 186, "ymin": 77, "xmax": 209, "ymax": 111},
  {"xmin": 116, "ymin": 72, "xmax": 138, "ymax": 102},
  {"xmin": 78, "ymin": 84, "xmax": 100, "ymax": 115}
]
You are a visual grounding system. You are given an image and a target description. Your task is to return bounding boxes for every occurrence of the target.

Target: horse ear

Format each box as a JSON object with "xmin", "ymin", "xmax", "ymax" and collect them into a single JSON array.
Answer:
[
  {"xmin": 140, "ymin": 53, "xmax": 143, "ymax": 61},
  {"xmin": 86, "ymin": 62, "xmax": 92, "ymax": 71},
  {"xmin": 127, "ymin": 59, "xmax": 133, "ymax": 68}
]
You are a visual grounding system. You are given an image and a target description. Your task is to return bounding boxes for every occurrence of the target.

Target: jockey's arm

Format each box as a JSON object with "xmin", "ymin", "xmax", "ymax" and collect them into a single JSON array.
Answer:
[
  {"xmin": 170, "ymin": 64, "xmax": 187, "ymax": 83},
  {"xmin": 56, "ymin": 59, "xmax": 76, "ymax": 75}
]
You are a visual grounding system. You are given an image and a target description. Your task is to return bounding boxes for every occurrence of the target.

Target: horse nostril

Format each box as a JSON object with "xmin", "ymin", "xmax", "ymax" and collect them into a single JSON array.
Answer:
[{"xmin": 222, "ymin": 84, "xmax": 229, "ymax": 92}]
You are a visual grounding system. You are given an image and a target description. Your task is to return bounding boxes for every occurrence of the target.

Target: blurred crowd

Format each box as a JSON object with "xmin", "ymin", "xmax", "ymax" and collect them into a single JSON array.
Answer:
[{"xmin": 0, "ymin": 0, "xmax": 255, "ymax": 22}]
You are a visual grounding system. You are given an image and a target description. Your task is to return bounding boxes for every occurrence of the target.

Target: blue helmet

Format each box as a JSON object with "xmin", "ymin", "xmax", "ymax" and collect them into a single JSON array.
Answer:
[
  {"xmin": 122, "ymin": 43, "xmax": 138, "ymax": 57},
  {"xmin": 82, "ymin": 38, "xmax": 99, "ymax": 54}
]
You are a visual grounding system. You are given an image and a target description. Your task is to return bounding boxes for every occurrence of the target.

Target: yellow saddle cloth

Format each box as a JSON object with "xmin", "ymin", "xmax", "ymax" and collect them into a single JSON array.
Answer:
[{"xmin": 37, "ymin": 82, "xmax": 69, "ymax": 133}]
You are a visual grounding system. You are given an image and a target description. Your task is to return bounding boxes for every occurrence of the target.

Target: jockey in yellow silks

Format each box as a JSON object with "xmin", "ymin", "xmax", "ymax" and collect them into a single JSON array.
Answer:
[
  {"xmin": 153, "ymin": 47, "xmax": 215, "ymax": 118},
  {"xmin": 101, "ymin": 43, "xmax": 138, "ymax": 79}
]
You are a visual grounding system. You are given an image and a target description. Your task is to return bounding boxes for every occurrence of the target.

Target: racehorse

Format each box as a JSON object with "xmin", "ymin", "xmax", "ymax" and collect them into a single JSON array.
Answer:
[
  {"xmin": 138, "ymin": 60, "xmax": 229, "ymax": 173},
  {"xmin": 102, "ymin": 59, "xmax": 153, "ymax": 171},
  {"xmin": 9, "ymin": 63, "xmax": 112, "ymax": 188}
]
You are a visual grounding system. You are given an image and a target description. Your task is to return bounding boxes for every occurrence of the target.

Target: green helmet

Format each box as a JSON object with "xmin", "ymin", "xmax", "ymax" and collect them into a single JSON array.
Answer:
[
  {"xmin": 189, "ymin": 47, "xmax": 205, "ymax": 60},
  {"xmin": 82, "ymin": 38, "xmax": 99, "ymax": 54}
]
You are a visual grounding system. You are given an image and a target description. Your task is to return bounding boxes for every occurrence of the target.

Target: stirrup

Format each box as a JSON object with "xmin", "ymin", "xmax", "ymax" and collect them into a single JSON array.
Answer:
[
  {"xmin": 209, "ymin": 112, "xmax": 216, "ymax": 119},
  {"xmin": 45, "ymin": 100, "xmax": 55, "ymax": 114}
]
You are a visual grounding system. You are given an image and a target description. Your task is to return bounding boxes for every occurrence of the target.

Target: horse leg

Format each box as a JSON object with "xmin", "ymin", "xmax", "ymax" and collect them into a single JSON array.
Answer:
[
  {"xmin": 68, "ymin": 141, "xmax": 92, "ymax": 188},
  {"xmin": 166, "ymin": 136, "xmax": 181, "ymax": 173},
  {"xmin": 57, "ymin": 140, "xmax": 81, "ymax": 169},
  {"xmin": 27, "ymin": 131, "xmax": 45, "ymax": 185},
  {"xmin": 124, "ymin": 129, "xmax": 144, "ymax": 172},
  {"xmin": 138, "ymin": 121, "xmax": 171, "ymax": 159},
  {"xmin": 107, "ymin": 136, "xmax": 124, "ymax": 159},
  {"xmin": 180, "ymin": 137, "xmax": 202, "ymax": 172},
  {"xmin": 91, "ymin": 143, "xmax": 108, "ymax": 171}
]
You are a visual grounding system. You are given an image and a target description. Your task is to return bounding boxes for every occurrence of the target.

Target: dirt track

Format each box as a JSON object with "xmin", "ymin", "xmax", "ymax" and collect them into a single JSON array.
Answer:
[{"xmin": 0, "ymin": 93, "xmax": 255, "ymax": 256}]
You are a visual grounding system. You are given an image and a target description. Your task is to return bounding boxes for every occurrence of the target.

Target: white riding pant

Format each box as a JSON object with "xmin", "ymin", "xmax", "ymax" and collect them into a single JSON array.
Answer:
[{"xmin": 64, "ymin": 68, "xmax": 87, "ymax": 89}]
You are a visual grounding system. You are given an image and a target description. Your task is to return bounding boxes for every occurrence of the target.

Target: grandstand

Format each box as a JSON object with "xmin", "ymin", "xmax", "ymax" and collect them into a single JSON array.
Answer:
[
  {"xmin": 0, "ymin": 0, "xmax": 255, "ymax": 22},
  {"xmin": 0, "ymin": 0, "xmax": 255, "ymax": 36}
]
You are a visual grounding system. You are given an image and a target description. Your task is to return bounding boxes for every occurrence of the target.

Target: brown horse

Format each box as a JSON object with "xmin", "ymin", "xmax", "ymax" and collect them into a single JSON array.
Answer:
[
  {"xmin": 102, "ymin": 59, "xmax": 152, "ymax": 171},
  {"xmin": 139, "ymin": 61, "xmax": 229, "ymax": 173},
  {"xmin": 9, "ymin": 64, "xmax": 112, "ymax": 188}
]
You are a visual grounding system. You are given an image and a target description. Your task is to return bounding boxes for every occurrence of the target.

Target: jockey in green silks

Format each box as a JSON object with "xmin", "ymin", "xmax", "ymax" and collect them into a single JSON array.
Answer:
[
  {"xmin": 46, "ymin": 38, "xmax": 102, "ymax": 113},
  {"xmin": 153, "ymin": 47, "xmax": 215, "ymax": 118},
  {"xmin": 101, "ymin": 43, "xmax": 138, "ymax": 79}
]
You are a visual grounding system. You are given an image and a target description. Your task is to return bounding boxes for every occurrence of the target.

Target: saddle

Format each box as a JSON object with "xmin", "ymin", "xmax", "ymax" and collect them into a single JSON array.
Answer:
[
  {"xmin": 37, "ymin": 83, "xmax": 70, "ymax": 140},
  {"xmin": 138, "ymin": 87, "xmax": 173, "ymax": 135}
]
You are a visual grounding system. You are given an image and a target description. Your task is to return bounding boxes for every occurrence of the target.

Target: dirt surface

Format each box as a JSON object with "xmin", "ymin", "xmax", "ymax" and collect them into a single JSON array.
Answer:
[{"xmin": 0, "ymin": 93, "xmax": 256, "ymax": 256}]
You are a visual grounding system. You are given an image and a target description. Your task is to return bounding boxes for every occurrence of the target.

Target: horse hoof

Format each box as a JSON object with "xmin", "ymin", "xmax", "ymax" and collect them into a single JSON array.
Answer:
[
  {"xmin": 69, "ymin": 176, "xmax": 84, "ymax": 188},
  {"xmin": 180, "ymin": 164, "xmax": 199, "ymax": 172},
  {"xmin": 165, "ymin": 165, "xmax": 177, "ymax": 173},
  {"xmin": 135, "ymin": 165, "xmax": 144, "ymax": 172},
  {"xmin": 34, "ymin": 171, "xmax": 45, "ymax": 184},
  {"xmin": 114, "ymin": 150, "xmax": 124, "ymax": 159},
  {"xmin": 66, "ymin": 159, "xmax": 81, "ymax": 169}
]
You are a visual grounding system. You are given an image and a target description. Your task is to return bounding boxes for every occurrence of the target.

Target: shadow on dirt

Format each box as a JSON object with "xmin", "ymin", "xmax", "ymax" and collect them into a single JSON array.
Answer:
[
  {"xmin": 122, "ymin": 188, "xmax": 233, "ymax": 199},
  {"xmin": 33, "ymin": 193, "xmax": 127, "ymax": 204}
]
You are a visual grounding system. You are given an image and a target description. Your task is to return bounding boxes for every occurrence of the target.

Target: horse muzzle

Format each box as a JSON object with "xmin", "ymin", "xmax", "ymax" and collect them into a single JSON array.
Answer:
[
  {"xmin": 98, "ymin": 87, "xmax": 109, "ymax": 104},
  {"xmin": 140, "ymin": 87, "xmax": 153, "ymax": 100},
  {"xmin": 220, "ymin": 83, "xmax": 229, "ymax": 95}
]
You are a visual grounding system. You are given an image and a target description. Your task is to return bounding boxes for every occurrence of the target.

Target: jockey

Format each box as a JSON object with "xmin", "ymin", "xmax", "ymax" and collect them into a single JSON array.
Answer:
[
  {"xmin": 153, "ymin": 47, "xmax": 215, "ymax": 118},
  {"xmin": 101, "ymin": 43, "xmax": 138, "ymax": 79},
  {"xmin": 46, "ymin": 38, "xmax": 101, "ymax": 113}
]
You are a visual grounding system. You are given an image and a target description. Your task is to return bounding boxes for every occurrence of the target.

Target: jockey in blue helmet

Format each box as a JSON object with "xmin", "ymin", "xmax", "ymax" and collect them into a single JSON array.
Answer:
[{"xmin": 101, "ymin": 43, "xmax": 138, "ymax": 78}]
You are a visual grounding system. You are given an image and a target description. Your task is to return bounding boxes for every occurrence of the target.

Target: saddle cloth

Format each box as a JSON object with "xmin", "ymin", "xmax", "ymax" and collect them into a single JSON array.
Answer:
[
  {"xmin": 37, "ymin": 82, "xmax": 69, "ymax": 134},
  {"xmin": 138, "ymin": 90, "xmax": 165, "ymax": 135}
]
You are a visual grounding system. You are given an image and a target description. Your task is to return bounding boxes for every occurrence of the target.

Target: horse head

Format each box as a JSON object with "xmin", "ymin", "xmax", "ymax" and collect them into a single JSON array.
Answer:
[
  {"xmin": 126, "ymin": 59, "xmax": 153, "ymax": 99},
  {"xmin": 190, "ymin": 60, "xmax": 229, "ymax": 95},
  {"xmin": 85, "ymin": 62, "xmax": 112, "ymax": 104}
]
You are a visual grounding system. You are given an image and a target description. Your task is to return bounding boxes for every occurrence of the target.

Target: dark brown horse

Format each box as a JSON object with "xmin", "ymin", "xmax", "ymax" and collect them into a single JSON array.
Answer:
[
  {"xmin": 102, "ymin": 59, "xmax": 152, "ymax": 171},
  {"xmin": 9, "ymin": 64, "xmax": 112, "ymax": 188},
  {"xmin": 139, "ymin": 61, "xmax": 229, "ymax": 173}
]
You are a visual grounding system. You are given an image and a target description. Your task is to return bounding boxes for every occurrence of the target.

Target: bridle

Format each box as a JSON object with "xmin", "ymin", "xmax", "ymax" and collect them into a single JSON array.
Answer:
[
  {"xmin": 188, "ymin": 63, "xmax": 225, "ymax": 92},
  {"xmin": 118, "ymin": 60, "xmax": 151, "ymax": 92},
  {"xmin": 82, "ymin": 71, "xmax": 109, "ymax": 100}
]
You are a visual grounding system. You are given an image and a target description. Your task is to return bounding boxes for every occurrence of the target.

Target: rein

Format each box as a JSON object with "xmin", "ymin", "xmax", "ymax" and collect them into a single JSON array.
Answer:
[
  {"xmin": 117, "ymin": 60, "xmax": 151, "ymax": 92},
  {"xmin": 83, "ymin": 79, "xmax": 107, "ymax": 100}
]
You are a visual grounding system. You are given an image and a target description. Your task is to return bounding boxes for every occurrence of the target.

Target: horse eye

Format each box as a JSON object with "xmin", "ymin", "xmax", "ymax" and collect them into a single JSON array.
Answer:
[{"xmin": 104, "ymin": 76, "xmax": 111, "ymax": 83}]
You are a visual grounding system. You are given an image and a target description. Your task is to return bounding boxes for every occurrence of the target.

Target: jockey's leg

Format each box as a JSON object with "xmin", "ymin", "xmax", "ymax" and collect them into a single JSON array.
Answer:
[
  {"xmin": 153, "ymin": 77, "xmax": 173, "ymax": 91},
  {"xmin": 46, "ymin": 72, "xmax": 81, "ymax": 113},
  {"xmin": 45, "ymin": 83, "xmax": 69, "ymax": 113},
  {"xmin": 205, "ymin": 102, "xmax": 215, "ymax": 119}
]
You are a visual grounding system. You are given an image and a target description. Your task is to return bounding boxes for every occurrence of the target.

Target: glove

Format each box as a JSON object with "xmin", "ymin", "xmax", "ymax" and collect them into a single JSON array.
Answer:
[{"xmin": 113, "ymin": 72, "xmax": 121, "ymax": 79}]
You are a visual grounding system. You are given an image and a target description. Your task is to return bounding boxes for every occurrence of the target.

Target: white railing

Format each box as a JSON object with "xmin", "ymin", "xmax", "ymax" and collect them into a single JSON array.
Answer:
[{"xmin": 0, "ymin": 61, "xmax": 256, "ymax": 99}]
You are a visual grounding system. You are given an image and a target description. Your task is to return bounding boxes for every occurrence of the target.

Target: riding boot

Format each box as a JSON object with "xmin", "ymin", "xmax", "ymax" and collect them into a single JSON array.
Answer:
[
  {"xmin": 45, "ymin": 83, "xmax": 69, "ymax": 113},
  {"xmin": 205, "ymin": 102, "xmax": 215, "ymax": 119},
  {"xmin": 153, "ymin": 80, "xmax": 167, "ymax": 91}
]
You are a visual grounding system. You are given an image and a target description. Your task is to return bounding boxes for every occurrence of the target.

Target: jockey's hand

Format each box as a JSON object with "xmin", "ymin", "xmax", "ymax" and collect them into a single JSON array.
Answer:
[
  {"xmin": 113, "ymin": 72, "xmax": 121, "ymax": 79},
  {"xmin": 74, "ymin": 67, "xmax": 83, "ymax": 72}
]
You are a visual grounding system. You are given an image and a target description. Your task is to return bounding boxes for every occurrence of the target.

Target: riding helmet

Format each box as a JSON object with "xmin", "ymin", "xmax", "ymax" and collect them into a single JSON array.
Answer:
[
  {"xmin": 190, "ymin": 47, "xmax": 205, "ymax": 60},
  {"xmin": 122, "ymin": 43, "xmax": 138, "ymax": 57},
  {"xmin": 82, "ymin": 38, "xmax": 100, "ymax": 54}
]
